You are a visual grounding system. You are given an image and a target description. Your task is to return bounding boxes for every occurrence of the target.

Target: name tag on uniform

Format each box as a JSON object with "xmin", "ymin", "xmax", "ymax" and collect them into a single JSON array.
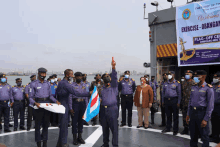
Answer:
[
  {"xmin": 29, "ymin": 88, "xmax": 32, "ymax": 92},
  {"xmin": 191, "ymin": 89, "xmax": 194, "ymax": 91},
  {"xmin": 122, "ymin": 83, "xmax": 125, "ymax": 85},
  {"xmin": 165, "ymin": 85, "xmax": 167, "ymax": 86},
  {"xmin": 37, "ymin": 87, "xmax": 41, "ymax": 89},
  {"xmin": 199, "ymin": 90, "xmax": 206, "ymax": 93},
  {"xmin": 0, "ymin": 87, "xmax": 2, "ymax": 89}
]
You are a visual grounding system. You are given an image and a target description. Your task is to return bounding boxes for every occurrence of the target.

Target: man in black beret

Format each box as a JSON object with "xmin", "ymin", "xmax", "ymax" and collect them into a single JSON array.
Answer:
[
  {"xmin": 186, "ymin": 70, "xmax": 214, "ymax": 146},
  {"xmin": 209, "ymin": 72, "xmax": 220, "ymax": 143},
  {"xmin": 180, "ymin": 70, "xmax": 194, "ymax": 135},
  {"xmin": 25, "ymin": 75, "xmax": 36, "ymax": 131}
]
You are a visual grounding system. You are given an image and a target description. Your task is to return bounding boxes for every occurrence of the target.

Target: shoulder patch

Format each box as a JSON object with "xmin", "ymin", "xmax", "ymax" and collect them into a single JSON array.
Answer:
[
  {"xmin": 208, "ymin": 84, "xmax": 213, "ymax": 88},
  {"xmin": 177, "ymin": 81, "xmax": 180, "ymax": 83},
  {"xmin": 23, "ymin": 85, "xmax": 26, "ymax": 88},
  {"xmin": 132, "ymin": 79, "xmax": 135, "ymax": 81},
  {"xmin": 118, "ymin": 80, "xmax": 119, "ymax": 82}
]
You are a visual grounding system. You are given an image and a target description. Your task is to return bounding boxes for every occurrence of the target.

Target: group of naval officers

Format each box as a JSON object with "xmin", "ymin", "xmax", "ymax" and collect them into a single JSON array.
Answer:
[{"xmin": 0, "ymin": 58, "xmax": 219, "ymax": 147}]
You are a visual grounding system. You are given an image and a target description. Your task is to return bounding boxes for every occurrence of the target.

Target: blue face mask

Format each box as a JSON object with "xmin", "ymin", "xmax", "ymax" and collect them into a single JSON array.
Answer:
[
  {"xmin": 185, "ymin": 75, "xmax": 190, "ymax": 80},
  {"xmin": 51, "ymin": 79, "xmax": 55, "ymax": 83},
  {"xmin": 193, "ymin": 77, "xmax": 200, "ymax": 83},
  {"xmin": 1, "ymin": 78, "xmax": 6, "ymax": 83},
  {"xmin": 125, "ymin": 75, "xmax": 129, "ymax": 79}
]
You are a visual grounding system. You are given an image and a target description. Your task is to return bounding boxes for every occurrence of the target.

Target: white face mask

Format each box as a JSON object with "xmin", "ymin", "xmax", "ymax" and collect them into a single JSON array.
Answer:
[
  {"xmin": 181, "ymin": 79, "xmax": 184, "ymax": 82},
  {"xmin": 146, "ymin": 78, "xmax": 148, "ymax": 81},
  {"xmin": 168, "ymin": 75, "xmax": 172, "ymax": 80},
  {"xmin": 54, "ymin": 78, "xmax": 58, "ymax": 82},
  {"xmin": 213, "ymin": 78, "xmax": 219, "ymax": 83}
]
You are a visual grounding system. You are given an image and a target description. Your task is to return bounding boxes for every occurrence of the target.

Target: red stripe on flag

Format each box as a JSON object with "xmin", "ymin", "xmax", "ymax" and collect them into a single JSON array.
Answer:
[{"xmin": 91, "ymin": 94, "xmax": 98, "ymax": 108}]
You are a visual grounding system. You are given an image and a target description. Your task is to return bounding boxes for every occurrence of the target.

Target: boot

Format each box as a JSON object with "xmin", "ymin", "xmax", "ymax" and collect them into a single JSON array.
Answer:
[
  {"xmin": 180, "ymin": 127, "xmax": 188, "ymax": 135},
  {"xmin": 73, "ymin": 134, "xmax": 78, "ymax": 145},
  {"xmin": 37, "ymin": 142, "xmax": 41, "ymax": 147},
  {"xmin": 43, "ymin": 141, "xmax": 47, "ymax": 147},
  {"xmin": 78, "ymin": 133, "xmax": 85, "ymax": 144}
]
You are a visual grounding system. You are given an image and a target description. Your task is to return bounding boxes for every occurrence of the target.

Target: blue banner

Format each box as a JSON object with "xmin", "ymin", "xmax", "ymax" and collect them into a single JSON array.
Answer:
[{"xmin": 176, "ymin": 0, "xmax": 220, "ymax": 66}]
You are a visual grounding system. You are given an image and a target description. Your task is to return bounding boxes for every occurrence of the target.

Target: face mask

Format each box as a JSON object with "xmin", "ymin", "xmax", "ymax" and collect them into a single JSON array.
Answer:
[
  {"xmin": 54, "ymin": 78, "xmax": 58, "ymax": 82},
  {"xmin": 39, "ymin": 75, "xmax": 46, "ymax": 80},
  {"xmin": 151, "ymin": 79, "xmax": 154, "ymax": 81},
  {"xmin": 185, "ymin": 75, "xmax": 190, "ymax": 80},
  {"xmin": 213, "ymin": 78, "xmax": 219, "ymax": 84},
  {"xmin": 168, "ymin": 75, "xmax": 172, "ymax": 80},
  {"xmin": 76, "ymin": 78, "xmax": 82, "ymax": 83},
  {"xmin": 181, "ymin": 79, "xmax": 184, "ymax": 82},
  {"xmin": 193, "ymin": 77, "xmax": 200, "ymax": 83},
  {"xmin": 125, "ymin": 75, "xmax": 129, "ymax": 79},
  {"xmin": 146, "ymin": 78, "xmax": 148, "ymax": 81},
  {"xmin": 103, "ymin": 77, "xmax": 111, "ymax": 83},
  {"xmin": 51, "ymin": 79, "xmax": 55, "ymax": 83},
  {"xmin": 163, "ymin": 77, "xmax": 166, "ymax": 81},
  {"xmin": 82, "ymin": 77, "xmax": 87, "ymax": 81},
  {"xmin": 68, "ymin": 77, "xmax": 73, "ymax": 81},
  {"xmin": 17, "ymin": 82, "xmax": 22, "ymax": 86},
  {"xmin": 97, "ymin": 84, "xmax": 100, "ymax": 87},
  {"xmin": 1, "ymin": 78, "xmax": 6, "ymax": 83}
]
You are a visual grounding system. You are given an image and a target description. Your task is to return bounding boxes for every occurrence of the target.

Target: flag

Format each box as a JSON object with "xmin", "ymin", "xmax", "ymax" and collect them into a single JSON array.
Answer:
[{"xmin": 83, "ymin": 86, "xmax": 100, "ymax": 122}]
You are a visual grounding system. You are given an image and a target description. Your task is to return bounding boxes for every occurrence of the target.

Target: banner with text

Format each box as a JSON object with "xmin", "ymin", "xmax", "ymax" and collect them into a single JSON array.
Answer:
[{"xmin": 176, "ymin": 0, "xmax": 220, "ymax": 66}]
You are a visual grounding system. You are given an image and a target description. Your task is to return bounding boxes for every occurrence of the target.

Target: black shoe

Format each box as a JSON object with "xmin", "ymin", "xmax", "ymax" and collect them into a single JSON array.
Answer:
[
  {"xmin": 73, "ymin": 134, "xmax": 78, "ymax": 145},
  {"xmin": 173, "ymin": 131, "xmax": 178, "ymax": 136},
  {"xmin": 14, "ymin": 128, "xmax": 17, "ymax": 131},
  {"xmin": 27, "ymin": 127, "xmax": 31, "ymax": 131},
  {"xmin": 43, "ymin": 141, "xmax": 47, "ymax": 147},
  {"xmin": 120, "ymin": 124, "xmax": 126, "ymax": 127},
  {"xmin": 78, "ymin": 133, "xmax": 85, "ymax": 144},
  {"xmin": 101, "ymin": 144, "xmax": 109, "ymax": 147},
  {"xmin": 20, "ymin": 126, "xmax": 26, "ymax": 130},
  {"xmin": 68, "ymin": 124, "xmax": 71, "ymax": 127},
  {"xmin": 147, "ymin": 126, "xmax": 152, "ymax": 128},
  {"xmin": 84, "ymin": 122, "xmax": 89, "ymax": 126},
  {"xmin": 161, "ymin": 128, "xmax": 170, "ymax": 133},
  {"xmin": 37, "ymin": 142, "xmax": 41, "ymax": 147},
  {"xmin": 136, "ymin": 126, "xmax": 142, "ymax": 128},
  {"xmin": 128, "ymin": 124, "xmax": 132, "ymax": 127},
  {"xmin": 159, "ymin": 124, "xmax": 166, "ymax": 127},
  {"xmin": 4, "ymin": 129, "xmax": 11, "ymax": 133},
  {"xmin": 9, "ymin": 124, "xmax": 13, "ymax": 127},
  {"xmin": 180, "ymin": 128, "xmax": 188, "ymax": 135},
  {"xmin": 144, "ymin": 127, "xmax": 148, "ymax": 129},
  {"xmin": 61, "ymin": 144, "xmax": 69, "ymax": 147},
  {"xmin": 92, "ymin": 123, "xmax": 96, "ymax": 126}
]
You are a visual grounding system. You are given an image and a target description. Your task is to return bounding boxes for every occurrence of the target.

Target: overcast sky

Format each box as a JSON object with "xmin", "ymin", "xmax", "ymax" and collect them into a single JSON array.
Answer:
[{"xmin": 0, "ymin": 0, "xmax": 187, "ymax": 73}]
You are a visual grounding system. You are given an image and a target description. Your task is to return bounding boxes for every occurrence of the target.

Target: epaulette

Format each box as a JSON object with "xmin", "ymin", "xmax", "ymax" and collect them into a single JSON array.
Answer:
[
  {"xmin": 132, "ymin": 78, "xmax": 135, "ymax": 81},
  {"xmin": 118, "ymin": 80, "xmax": 119, "ymax": 82},
  {"xmin": 12, "ymin": 85, "xmax": 15, "ymax": 88},
  {"xmin": 177, "ymin": 81, "xmax": 180, "ymax": 83},
  {"xmin": 23, "ymin": 85, "xmax": 26, "ymax": 88},
  {"xmin": 208, "ymin": 84, "xmax": 213, "ymax": 88},
  {"xmin": 218, "ymin": 85, "xmax": 220, "ymax": 87}
]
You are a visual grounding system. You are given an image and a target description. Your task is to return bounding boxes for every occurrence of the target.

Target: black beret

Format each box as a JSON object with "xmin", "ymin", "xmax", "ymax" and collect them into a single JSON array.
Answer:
[
  {"xmin": 15, "ymin": 78, "xmax": 21, "ymax": 81},
  {"xmin": 49, "ymin": 76, "xmax": 53, "ymax": 79},
  {"xmin": 124, "ymin": 71, "xmax": 130, "ymax": 74},
  {"xmin": 74, "ymin": 72, "xmax": 82, "ymax": 77},
  {"xmin": 52, "ymin": 74, "xmax": 57, "ymax": 77},
  {"xmin": 95, "ymin": 74, "xmax": 102, "ymax": 77},
  {"xmin": 102, "ymin": 73, "xmax": 109, "ymax": 79},
  {"xmin": 185, "ymin": 70, "xmax": 193, "ymax": 74},
  {"xmin": 0, "ymin": 74, "xmax": 6, "ymax": 78},
  {"xmin": 30, "ymin": 75, "xmax": 36, "ymax": 79},
  {"xmin": 82, "ymin": 74, "xmax": 87, "ymax": 76},
  {"xmin": 168, "ymin": 71, "xmax": 175, "ymax": 74},
  {"xmin": 194, "ymin": 70, "xmax": 207, "ymax": 75},
  {"xmin": 213, "ymin": 72, "xmax": 220, "ymax": 77},
  {"xmin": 38, "ymin": 67, "xmax": 47, "ymax": 73},
  {"xmin": 151, "ymin": 76, "xmax": 155, "ymax": 78},
  {"xmin": 47, "ymin": 78, "xmax": 50, "ymax": 81}
]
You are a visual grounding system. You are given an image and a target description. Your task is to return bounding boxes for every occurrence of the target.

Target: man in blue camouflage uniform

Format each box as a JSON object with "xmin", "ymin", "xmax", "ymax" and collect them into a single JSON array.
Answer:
[
  {"xmin": 12, "ymin": 78, "xmax": 26, "ymax": 131},
  {"xmin": 186, "ymin": 70, "xmax": 214, "ymax": 147},
  {"xmin": 162, "ymin": 71, "xmax": 181, "ymax": 136},
  {"xmin": 209, "ymin": 72, "xmax": 220, "ymax": 143},
  {"xmin": 118, "ymin": 70, "xmax": 136, "ymax": 127}
]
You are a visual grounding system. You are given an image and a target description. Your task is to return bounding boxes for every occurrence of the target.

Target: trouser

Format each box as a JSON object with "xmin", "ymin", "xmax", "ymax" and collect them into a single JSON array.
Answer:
[
  {"xmin": 121, "ymin": 94, "xmax": 133, "ymax": 125},
  {"xmin": 150, "ymin": 106, "xmax": 156, "ymax": 123},
  {"xmin": 13, "ymin": 100, "xmax": 25, "ymax": 128},
  {"xmin": 189, "ymin": 106, "xmax": 209, "ymax": 147},
  {"xmin": 27, "ymin": 104, "xmax": 35, "ymax": 128},
  {"xmin": 100, "ymin": 105, "xmax": 118, "ymax": 147},
  {"xmin": 0, "ymin": 100, "xmax": 10, "ymax": 130},
  {"xmin": 160, "ymin": 97, "xmax": 166, "ymax": 125},
  {"xmin": 117, "ymin": 94, "xmax": 120, "ymax": 116},
  {"xmin": 71, "ymin": 100, "xmax": 86, "ymax": 134},
  {"xmin": 57, "ymin": 100, "xmax": 69, "ymax": 145},
  {"xmin": 50, "ymin": 112, "xmax": 58, "ymax": 125},
  {"xmin": 34, "ymin": 100, "xmax": 51, "ymax": 142},
  {"xmin": 182, "ymin": 106, "xmax": 189, "ymax": 128},
  {"xmin": 137, "ymin": 106, "xmax": 150, "ymax": 127},
  {"xmin": 211, "ymin": 103, "xmax": 220, "ymax": 142},
  {"xmin": 165, "ymin": 98, "xmax": 179, "ymax": 132}
]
